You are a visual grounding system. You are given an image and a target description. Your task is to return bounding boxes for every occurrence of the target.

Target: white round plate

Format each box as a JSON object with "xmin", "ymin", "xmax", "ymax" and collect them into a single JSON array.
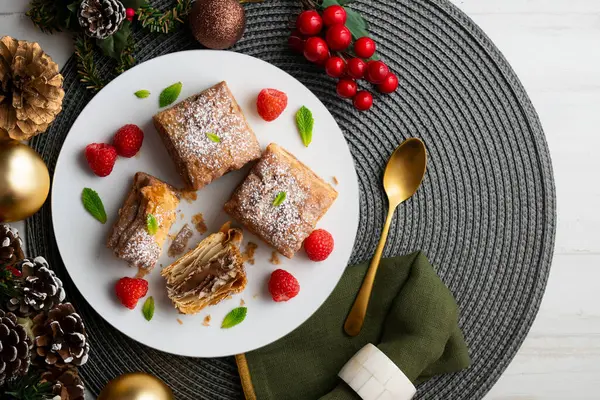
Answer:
[{"xmin": 52, "ymin": 50, "xmax": 359, "ymax": 357}]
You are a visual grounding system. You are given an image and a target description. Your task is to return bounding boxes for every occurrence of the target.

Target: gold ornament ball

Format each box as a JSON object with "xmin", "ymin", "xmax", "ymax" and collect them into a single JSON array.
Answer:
[
  {"xmin": 98, "ymin": 372, "xmax": 174, "ymax": 400},
  {"xmin": 189, "ymin": 0, "xmax": 246, "ymax": 49},
  {"xmin": 0, "ymin": 140, "xmax": 50, "ymax": 222}
]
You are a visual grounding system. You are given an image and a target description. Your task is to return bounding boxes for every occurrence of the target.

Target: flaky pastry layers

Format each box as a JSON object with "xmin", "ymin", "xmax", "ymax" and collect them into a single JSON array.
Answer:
[
  {"xmin": 107, "ymin": 172, "xmax": 179, "ymax": 272},
  {"xmin": 161, "ymin": 227, "xmax": 247, "ymax": 315}
]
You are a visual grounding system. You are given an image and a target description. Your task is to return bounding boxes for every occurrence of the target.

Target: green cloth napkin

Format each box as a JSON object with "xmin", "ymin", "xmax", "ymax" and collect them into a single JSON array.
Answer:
[{"xmin": 237, "ymin": 252, "xmax": 470, "ymax": 400}]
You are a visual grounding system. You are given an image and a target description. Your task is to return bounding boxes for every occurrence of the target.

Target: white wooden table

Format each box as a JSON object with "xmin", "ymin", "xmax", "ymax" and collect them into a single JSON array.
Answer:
[{"xmin": 2, "ymin": 0, "xmax": 599, "ymax": 398}]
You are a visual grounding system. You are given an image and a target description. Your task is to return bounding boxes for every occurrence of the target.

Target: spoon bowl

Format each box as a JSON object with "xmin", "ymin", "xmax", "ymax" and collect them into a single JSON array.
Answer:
[{"xmin": 344, "ymin": 137, "xmax": 427, "ymax": 337}]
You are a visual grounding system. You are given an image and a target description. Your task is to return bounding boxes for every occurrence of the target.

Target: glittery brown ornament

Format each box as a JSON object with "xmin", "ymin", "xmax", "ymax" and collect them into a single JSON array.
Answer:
[{"xmin": 189, "ymin": 0, "xmax": 246, "ymax": 50}]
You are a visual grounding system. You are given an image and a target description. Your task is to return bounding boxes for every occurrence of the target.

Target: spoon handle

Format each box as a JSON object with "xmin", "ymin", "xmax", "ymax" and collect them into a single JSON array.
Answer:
[{"xmin": 344, "ymin": 205, "xmax": 395, "ymax": 336}]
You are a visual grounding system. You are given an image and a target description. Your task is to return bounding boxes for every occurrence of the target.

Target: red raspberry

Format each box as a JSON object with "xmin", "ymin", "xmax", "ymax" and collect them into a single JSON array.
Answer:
[
  {"xmin": 85, "ymin": 143, "xmax": 117, "ymax": 177},
  {"xmin": 268, "ymin": 269, "xmax": 300, "ymax": 302},
  {"xmin": 113, "ymin": 124, "xmax": 144, "ymax": 158},
  {"xmin": 115, "ymin": 277, "xmax": 148, "ymax": 309},
  {"xmin": 304, "ymin": 229, "xmax": 334, "ymax": 261},
  {"xmin": 256, "ymin": 88, "xmax": 288, "ymax": 122}
]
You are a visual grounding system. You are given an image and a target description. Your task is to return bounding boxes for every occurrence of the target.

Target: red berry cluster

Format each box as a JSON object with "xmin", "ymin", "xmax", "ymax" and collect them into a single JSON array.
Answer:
[{"xmin": 289, "ymin": 6, "xmax": 399, "ymax": 111}]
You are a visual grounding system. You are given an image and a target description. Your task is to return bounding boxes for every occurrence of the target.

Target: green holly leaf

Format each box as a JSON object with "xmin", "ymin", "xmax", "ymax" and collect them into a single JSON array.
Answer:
[
  {"xmin": 147, "ymin": 214, "xmax": 158, "ymax": 235},
  {"xmin": 295, "ymin": 106, "xmax": 314, "ymax": 147},
  {"xmin": 81, "ymin": 188, "xmax": 107, "ymax": 224},
  {"xmin": 206, "ymin": 133, "xmax": 221, "ymax": 143},
  {"xmin": 344, "ymin": 6, "xmax": 369, "ymax": 40},
  {"xmin": 272, "ymin": 191, "xmax": 287, "ymax": 207},
  {"xmin": 142, "ymin": 296, "xmax": 155, "ymax": 321},
  {"xmin": 122, "ymin": 0, "xmax": 148, "ymax": 9},
  {"xmin": 159, "ymin": 82, "xmax": 183, "ymax": 108},
  {"xmin": 221, "ymin": 307, "xmax": 247, "ymax": 329},
  {"xmin": 134, "ymin": 89, "xmax": 151, "ymax": 98},
  {"xmin": 96, "ymin": 21, "xmax": 132, "ymax": 60}
]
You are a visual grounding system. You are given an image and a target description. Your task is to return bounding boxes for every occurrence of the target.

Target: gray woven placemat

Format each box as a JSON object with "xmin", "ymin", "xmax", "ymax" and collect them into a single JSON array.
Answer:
[{"xmin": 25, "ymin": 0, "xmax": 556, "ymax": 398}]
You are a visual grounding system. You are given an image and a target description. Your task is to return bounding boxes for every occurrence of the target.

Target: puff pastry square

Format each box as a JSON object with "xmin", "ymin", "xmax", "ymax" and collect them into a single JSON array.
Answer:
[
  {"xmin": 224, "ymin": 143, "xmax": 338, "ymax": 258},
  {"xmin": 107, "ymin": 172, "xmax": 179, "ymax": 272},
  {"xmin": 153, "ymin": 81, "xmax": 261, "ymax": 190},
  {"xmin": 161, "ymin": 227, "xmax": 247, "ymax": 315}
]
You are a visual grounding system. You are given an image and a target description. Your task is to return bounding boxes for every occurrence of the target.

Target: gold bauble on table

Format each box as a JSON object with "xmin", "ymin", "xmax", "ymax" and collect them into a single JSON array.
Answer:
[
  {"xmin": 189, "ymin": 0, "xmax": 246, "ymax": 49},
  {"xmin": 0, "ymin": 140, "xmax": 50, "ymax": 222},
  {"xmin": 98, "ymin": 372, "xmax": 174, "ymax": 400}
]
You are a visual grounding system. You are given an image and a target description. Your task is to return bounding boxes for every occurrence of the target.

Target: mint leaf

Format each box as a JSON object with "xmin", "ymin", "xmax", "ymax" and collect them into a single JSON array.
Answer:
[
  {"xmin": 96, "ymin": 21, "xmax": 131, "ymax": 60},
  {"xmin": 159, "ymin": 82, "xmax": 182, "ymax": 107},
  {"xmin": 134, "ymin": 90, "xmax": 151, "ymax": 98},
  {"xmin": 295, "ymin": 106, "xmax": 314, "ymax": 147},
  {"xmin": 222, "ymin": 307, "xmax": 247, "ymax": 329},
  {"xmin": 146, "ymin": 214, "xmax": 158, "ymax": 235},
  {"xmin": 206, "ymin": 133, "xmax": 221, "ymax": 143},
  {"xmin": 82, "ymin": 188, "xmax": 107, "ymax": 224},
  {"xmin": 142, "ymin": 296, "xmax": 154, "ymax": 321},
  {"xmin": 272, "ymin": 191, "xmax": 287, "ymax": 207}
]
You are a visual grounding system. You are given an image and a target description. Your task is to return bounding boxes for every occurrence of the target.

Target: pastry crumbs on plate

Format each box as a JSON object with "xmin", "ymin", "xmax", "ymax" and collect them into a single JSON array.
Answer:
[
  {"xmin": 180, "ymin": 213, "xmax": 184, "ymax": 220},
  {"xmin": 202, "ymin": 315, "xmax": 211, "ymax": 327},
  {"xmin": 177, "ymin": 318, "xmax": 184, "ymax": 325},
  {"xmin": 332, "ymin": 176, "xmax": 339, "ymax": 185},
  {"xmin": 192, "ymin": 213, "xmax": 207, "ymax": 234},
  {"xmin": 226, "ymin": 295, "xmax": 233, "ymax": 300},
  {"xmin": 252, "ymin": 294, "xmax": 259, "ymax": 299},
  {"xmin": 242, "ymin": 242, "xmax": 258, "ymax": 265},
  {"xmin": 180, "ymin": 190, "xmax": 198, "ymax": 203},
  {"xmin": 269, "ymin": 251, "xmax": 281, "ymax": 265},
  {"xmin": 240, "ymin": 299, "xmax": 245, "ymax": 306}
]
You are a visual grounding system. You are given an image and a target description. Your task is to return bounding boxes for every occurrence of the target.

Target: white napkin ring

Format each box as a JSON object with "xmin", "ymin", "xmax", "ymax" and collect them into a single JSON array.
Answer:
[{"xmin": 338, "ymin": 343, "xmax": 416, "ymax": 400}]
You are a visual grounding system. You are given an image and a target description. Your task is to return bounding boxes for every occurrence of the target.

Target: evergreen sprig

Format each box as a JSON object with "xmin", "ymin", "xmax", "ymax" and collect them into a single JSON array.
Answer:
[
  {"xmin": 4, "ymin": 370, "xmax": 53, "ymax": 400},
  {"xmin": 137, "ymin": 0, "xmax": 193, "ymax": 33},
  {"xmin": 26, "ymin": 0, "xmax": 63, "ymax": 33},
  {"xmin": 74, "ymin": 35, "xmax": 106, "ymax": 92}
]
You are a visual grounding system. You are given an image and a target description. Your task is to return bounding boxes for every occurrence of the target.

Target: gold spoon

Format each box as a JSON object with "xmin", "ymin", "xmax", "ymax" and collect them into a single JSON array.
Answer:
[{"xmin": 344, "ymin": 137, "xmax": 427, "ymax": 337}]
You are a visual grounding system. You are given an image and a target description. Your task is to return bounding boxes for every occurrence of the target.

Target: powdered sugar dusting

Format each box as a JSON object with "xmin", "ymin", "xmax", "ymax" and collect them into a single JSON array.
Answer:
[
  {"xmin": 171, "ymin": 83, "xmax": 255, "ymax": 171},
  {"xmin": 120, "ymin": 228, "xmax": 161, "ymax": 270},
  {"xmin": 232, "ymin": 150, "xmax": 313, "ymax": 253}
]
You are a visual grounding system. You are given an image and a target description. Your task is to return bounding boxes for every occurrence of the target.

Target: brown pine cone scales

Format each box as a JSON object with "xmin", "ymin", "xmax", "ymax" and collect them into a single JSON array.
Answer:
[
  {"xmin": 0, "ymin": 224, "xmax": 24, "ymax": 268},
  {"xmin": 7, "ymin": 257, "xmax": 66, "ymax": 317},
  {"xmin": 0, "ymin": 36, "xmax": 64, "ymax": 140},
  {"xmin": 0, "ymin": 309, "xmax": 32, "ymax": 386},
  {"xmin": 32, "ymin": 302, "xmax": 89, "ymax": 368},
  {"xmin": 41, "ymin": 367, "xmax": 85, "ymax": 400}
]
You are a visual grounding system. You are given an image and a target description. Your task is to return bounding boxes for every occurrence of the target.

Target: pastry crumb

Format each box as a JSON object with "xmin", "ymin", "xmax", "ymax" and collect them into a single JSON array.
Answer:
[
  {"xmin": 192, "ymin": 213, "xmax": 208, "ymax": 234},
  {"xmin": 202, "ymin": 315, "xmax": 211, "ymax": 327},
  {"xmin": 252, "ymin": 294, "xmax": 259, "ymax": 299},
  {"xmin": 226, "ymin": 295, "xmax": 233, "ymax": 300},
  {"xmin": 180, "ymin": 213, "xmax": 184, "ymax": 220},
  {"xmin": 177, "ymin": 318, "xmax": 184, "ymax": 325},
  {"xmin": 240, "ymin": 299, "xmax": 245, "ymax": 306},
  {"xmin": 269, "ymin": 251, "xmax": 281, "ymax": 265},
  {"xmin": 168, "ymin": 224, "xmax": 193, "ymax": 257},
  {"xmin": 332, "ymin": 176, "xmax": 339, "ymax": 185},
  {"xmin": 180, "ymin": 190, "xmax": 198, "ymax": 203},
  {"xmin": 242, "ymin": 242, "xmax": 258, "ymax": 265}
]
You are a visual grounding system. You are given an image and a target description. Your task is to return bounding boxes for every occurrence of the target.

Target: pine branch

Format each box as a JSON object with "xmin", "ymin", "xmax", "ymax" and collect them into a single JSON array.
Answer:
[
  {"xmin": 4, "ymin": 370, "xmax": 53, "ymax": 400},
  {"xmin": 137, "ymin": 0, "xmax": 193, "ymax": 34},
  {"xmin": 74, "ymin": 35, "xmax": 105, "ymax": 92},
  {"xmin": 26, "ymin": 0, "xmax": 63, "ymax": 34},
  {"xmin": 115, "ymin": 35, "xmax": 136, "ymax": 74}
]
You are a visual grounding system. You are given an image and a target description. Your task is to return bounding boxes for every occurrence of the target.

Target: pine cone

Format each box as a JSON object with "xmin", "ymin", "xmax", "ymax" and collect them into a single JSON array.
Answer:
[
  {"xmin": 32, "ymin": 302, "xmax": 89, "ymax": 368},
  {"xmin": 41, "ymin": 367, "xmax": 85, "ymax": 400},
  {"xmin": 0, "ymin": 309, "xmax": 32, "ymax": 386},
  {"xmin": 0, "ymin": 224, "xmax": 24, "ymax": 268},
  {"xmin": 0, "ymin": 36, "xmax": 64, "ymax": 141},
  {"xmin": 78, "ymin": 0, "xmax": 126, "ymax": 39},
  {"xmin": 7, "ymin": 257, "xmax": 66, "ymax": 317}
]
